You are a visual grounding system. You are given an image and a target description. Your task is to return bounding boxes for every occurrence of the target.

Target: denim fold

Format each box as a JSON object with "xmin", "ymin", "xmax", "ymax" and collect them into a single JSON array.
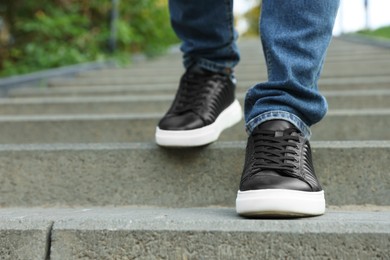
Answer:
[{"xmin": 169, "ymin": 0, "xmax": 340, "ymax": 137}]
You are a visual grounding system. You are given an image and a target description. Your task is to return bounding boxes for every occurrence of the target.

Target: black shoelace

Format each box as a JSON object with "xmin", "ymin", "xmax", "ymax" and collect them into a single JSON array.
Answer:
[
  {"xmin": 173, "ymin": 71, "xmax": 224, "ymax": 114},
  {"xmin": 252, "ymin": 128, "xmax": 301, "ymax": 175}
]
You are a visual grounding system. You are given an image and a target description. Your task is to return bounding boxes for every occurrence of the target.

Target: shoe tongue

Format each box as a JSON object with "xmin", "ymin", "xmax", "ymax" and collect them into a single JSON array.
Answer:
[{"xmin": 259, "ymin": 120, "xmax": 296, "ymax": 132}]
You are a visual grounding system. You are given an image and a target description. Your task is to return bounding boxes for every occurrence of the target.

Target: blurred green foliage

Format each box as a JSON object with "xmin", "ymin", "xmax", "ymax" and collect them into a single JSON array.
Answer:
[
  {"xmin": 357, "ymin": 26, "xmax": 390, "ymax": 40},
  {"xmin": 0, "ymin": 0, "xmax": 178, "ymax": 77},
  {"xmin": 242, "ymin": 4, "xmax": 260, "ymax": 37}
]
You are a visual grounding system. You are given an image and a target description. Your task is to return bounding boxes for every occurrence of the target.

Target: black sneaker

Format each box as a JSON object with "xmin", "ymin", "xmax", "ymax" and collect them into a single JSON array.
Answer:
[
  {"xmin": 236, "ymin": 120, "xmax": 325, "ymax": 217},
  {"xmin": 155, "ymin": 66, "xmax": 242, "ymax": 147}
]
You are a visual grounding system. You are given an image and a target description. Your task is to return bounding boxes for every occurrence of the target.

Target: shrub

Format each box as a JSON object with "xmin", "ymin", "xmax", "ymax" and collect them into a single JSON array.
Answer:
[{"xmin": 0, "ymin": 0, "xmax": 178, "ymax": 77}]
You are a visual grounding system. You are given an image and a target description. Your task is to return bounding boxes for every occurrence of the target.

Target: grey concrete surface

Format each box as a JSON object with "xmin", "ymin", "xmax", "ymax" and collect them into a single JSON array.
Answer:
[
  {"xmin": 45, "ymin": 39, "xmax": 390, "ymax": 88},
  {"xmin": 6, "ymin": 84, "xmax": 179, "ymax": 98},
  {"xmin": 0, "ymin": 110, "xmax": 388, "ymax": 144},
  {"xmin": 77, "ymin": 50, "xmax": 390, "ymax": 77},
  {"xmin": 0, "ymin": 218, "xmax": 51, "ymax": 260},
  {"xmin": 11, "ymin": 38, "xmax": 387, "ymax": 90},
  {"xmin": 0, "ymin": 141, "xmax": 388, "ymax": 207},
  {"xmin": 325, "ymin": 89, "xmax": 390, "ymax": 109},
  {"xmin": 0, "ymin": 207, "xmax": 388, "ymax": 259},
  {"xmin": 0, "ymin": 95, "xmax": 175, "ymax": 115},
  {"xmin": 50, "ymin": 208, "xmax": 390, "ymax": 259},
  {"xmin": 7, "ymin": 79, "xmax": 390, "ymax": 98},
  {"xmin": 1, "ymin": 90, "xmax": 389, "ymax": 115},
  {"xmin": 0, "ymin": 61, "xmax": 115, "ymax": 91},
  {"xmin": 0, "ymin": 37, "xmax": 390, "ymax": 258},
  {"xmin": 46, "ymin": 70, "xmax": 390, "ymax": 87},
  {"xmin": 6, "ymin": 75, "xmax": 390, "ymax": 98}
]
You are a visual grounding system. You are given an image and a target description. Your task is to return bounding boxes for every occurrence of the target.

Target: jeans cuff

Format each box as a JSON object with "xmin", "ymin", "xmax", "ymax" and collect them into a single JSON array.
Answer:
[
  {"xmin": 245, "ymin": 110, "xmax": 312, "ymax": 139},
  {"xmin": 184, "ymin": 57, "xmax": 234, "ymax": 75}
]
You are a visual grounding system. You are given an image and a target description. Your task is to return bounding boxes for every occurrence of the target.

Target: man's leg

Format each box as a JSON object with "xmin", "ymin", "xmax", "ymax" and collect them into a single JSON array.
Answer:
[
  {"xmin": 156, "ymin": 0, "xmax": 242, "ymax": 147},
  {"xmin": 169, "ymin": 0, "xmax": 240, "ymax": 73},
  {"xmin": 236, "ymin": 0, "xmax": 340, "ymax": 216}
]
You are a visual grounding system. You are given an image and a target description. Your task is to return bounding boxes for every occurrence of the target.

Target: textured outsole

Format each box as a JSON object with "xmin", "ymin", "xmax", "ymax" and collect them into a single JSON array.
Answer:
[
  {"xmin": 236, "ymin": 189, "xmax": 326, "ymax": 217},
  {"xmin": 155, "ymin": 100, "xmax": 242, "ymax": 147}
]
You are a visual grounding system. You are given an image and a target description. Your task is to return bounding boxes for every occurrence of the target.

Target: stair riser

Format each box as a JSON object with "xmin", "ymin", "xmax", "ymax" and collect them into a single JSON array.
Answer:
[
  {"xmin": 47, "ymin": 66, "xmax": 390, "ymax": 86},
  {"xmin": 0, "ymin": 221, "xmax": 50, "ymax": 259},
  {"xmin": 77, "ymin": 52, "xmax": 390, "ymax": 77},
  {"xmin": 2, "ymin": 208, "xmax": 389, "ymax": 260},
  {"xmin": 67, "ymin": 64, "xmax": 390, "ymax": 82},
  {"xmin": 7, "ymin": 80, "xmax": 390, "ymax": 97},
  {"xmin": 1, "ymin": 94, "xmax": 389, "ymax": 115},
  {"xmin": 0, "ymin": 113, "xmax": 388, "ymax": 144},
  {"xmin": 51, "ymin": 231, "xmax": 389, "ymax": 259},
  {"xmin": 0, "ymin": 142, "xmax": 388, "ymax": 207}
]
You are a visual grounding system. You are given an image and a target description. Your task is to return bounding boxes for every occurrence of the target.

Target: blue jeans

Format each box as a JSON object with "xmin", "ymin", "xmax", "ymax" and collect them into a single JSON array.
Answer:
[{"xmin": 169, "ymin": 0, "xmax": 340, "ymax": 138}]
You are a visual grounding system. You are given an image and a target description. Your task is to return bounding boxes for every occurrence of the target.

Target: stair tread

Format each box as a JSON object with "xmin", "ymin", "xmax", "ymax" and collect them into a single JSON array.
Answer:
[
  {"xmin": 2, "ymin": 207, "xmax": 389, "ymax": 259},
  {"xmin": 1, "ymin": 37, "xmax": 390, "ymax": 258},
  {"xmin": 1, "ymin": 207, "xmax": 389, "ymax": 231},
  {"xmin": 0, "ymin": 112, "xmax": 388, "ymax": 144},
  {"xmin": 0, "ymin": 141, "xmax": 389, "ymax": 207}
]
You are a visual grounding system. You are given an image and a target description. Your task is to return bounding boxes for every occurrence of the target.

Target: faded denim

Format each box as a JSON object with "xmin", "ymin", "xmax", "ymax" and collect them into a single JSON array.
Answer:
[{"xmin": 169, "ymin": 0, "xmax": 340, "ymax": 138}]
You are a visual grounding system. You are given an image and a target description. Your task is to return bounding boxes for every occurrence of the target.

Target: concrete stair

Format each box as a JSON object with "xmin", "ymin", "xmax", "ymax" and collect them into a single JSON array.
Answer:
[
  {"xmin": 1, "ymin": 37, "xmax": 389, "ymax": 259},
  {"xmin": 1, "ymin": 207, "xmax": 389, "ymax": 259},
  {"xmin": 0, "ymin": 141, "xmax": 389, "ymax": 207},
  {"xmin": 0, "ymin": 111, "xmax": 389, "ymax": 143},
  {"xmin": 1, "ymin": 90, "xmax": 390, "ymax": 115}
]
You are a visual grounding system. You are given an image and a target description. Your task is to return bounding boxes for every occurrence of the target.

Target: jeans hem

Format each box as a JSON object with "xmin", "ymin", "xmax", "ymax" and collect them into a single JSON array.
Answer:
[
  {"xmin": 245, "ymin": 111, "xmax": 312, "ymax": 139},
  {"xmin": 184, "ymin": 57, "xmax": 236, "ymax": 75}
]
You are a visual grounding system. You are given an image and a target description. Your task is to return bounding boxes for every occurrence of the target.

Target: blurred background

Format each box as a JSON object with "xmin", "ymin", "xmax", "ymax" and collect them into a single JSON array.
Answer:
[
  {"xmin": 1, "ymin": 0, "xmax": 389, "ymax": 78},
  {"xmin": 234, "ymin": 0, "xmax": 390, "ymax": 35},
  {"xmin": 0, "ymin": 0, "xmax": 178, "ymax": 77}
]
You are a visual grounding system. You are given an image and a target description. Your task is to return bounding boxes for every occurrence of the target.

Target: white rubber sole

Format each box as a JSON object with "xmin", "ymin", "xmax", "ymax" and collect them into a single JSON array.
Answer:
[
  {"xmin": 236, "ymin": 189, "xmax": 326, "ymax": 217},
  {"xmin": 155, "ymin": 99, "xmax": 242, "ymax": 147}
]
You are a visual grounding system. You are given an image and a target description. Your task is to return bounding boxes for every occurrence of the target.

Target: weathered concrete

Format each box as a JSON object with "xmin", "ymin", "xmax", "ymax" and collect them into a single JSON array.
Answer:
[
  {"xmin": 324, "ymin": 89, "xmax": 390, "ymax": 109},
  {"xmin": 0, "ymin": 216, "xmax": 52, "ymax": 260},
  {"xmin": 77, "ymin": 50, "xmax": 390, "ymax": 77},
  {"xmin": 239, "ymin": 37, "xmax": 390, "ymax": 55},
  {"xmin": 76, "ymin": 40, "xmax": 390, "ymax": 78},
  {"xmin": 0, "ymin": 95, "xmax": 174, "ymax": 115},
  {"xmin": 311, "ymin": 109, "xmax": 390, "ymax": 140},
  {"xmin": 1, "ymin": 37, "xmax": 389, "ymax": 259},
  {"xmin": 0, "ymin": 207, "xmax": 388, "ymax": 259},
  {"xmin": 15, "ymin": 38, "xmax": 385, "ymax": 90},
  {"xmin": 6, "ymin": 84, "xmax": 179, "ymax": 98},
  {"xmin": 0, "ymin": 110, "xmax": 388, "ymax": 144},
  {"xmin": 46, "ymin": 68, "xmax": 390, "ymax": 87},
  {"xmin": 47, "ymin": 39, "xmax": 390, "ymax": 89},
  {"xmin": 6, "ymin": 75, "xmax": 390, "ymax": 98},
  {"xmin": 0, "ymin": 61, "xmax": 115, "ymax": 91},
  {"xmin": 1, "ymin": 90, "xmax": 389, "ymax": 115},
  {"xmin": 0, "ymin": 141, "xmax": 388, "ymax": 207},
  {"xmin": 50, "ymin": 208, "xmax": 390, "ymax": 259}
]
